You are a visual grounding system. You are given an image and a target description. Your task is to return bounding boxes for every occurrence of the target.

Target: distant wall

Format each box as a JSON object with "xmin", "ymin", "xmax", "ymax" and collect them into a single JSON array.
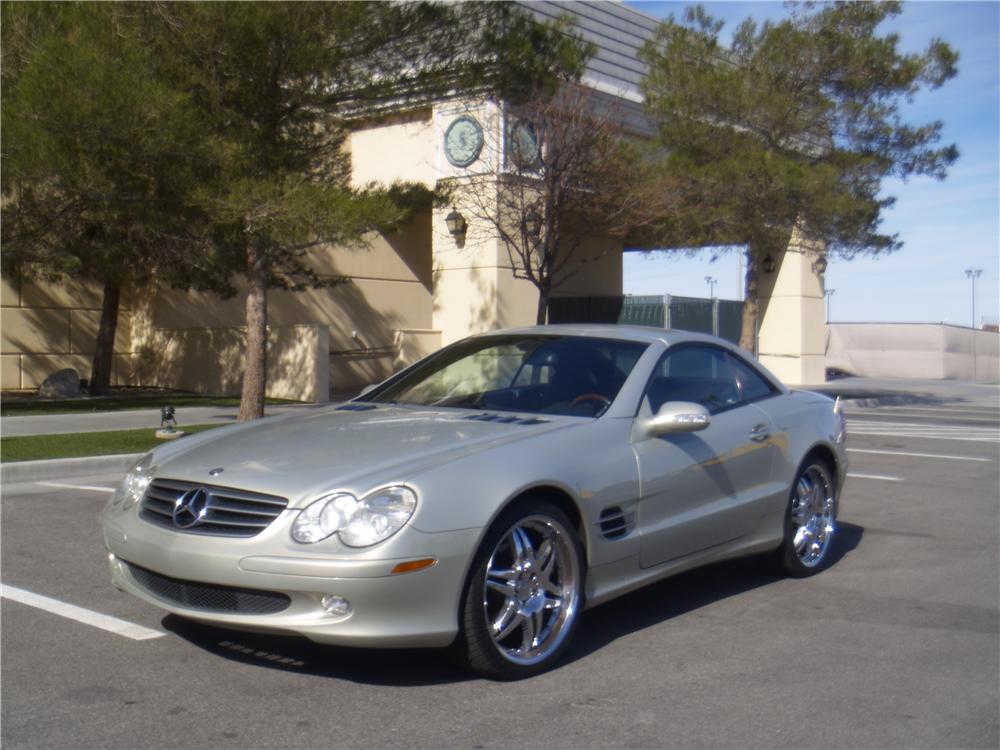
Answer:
[
  {"xmin": 1, "ymin": 277, "xmax": 134, "ymax": 390},
  {"xmin": 138, "ymin": 212, "xmax": 436, "ymax": 396},
  {"xmin": 135, "ymin": 324, "xmax": 328, "ymax": 402},
  {"xmin": 827, "ymin": 323, "xmax": 999, "ymax": 382},
  {"xmin": 330, "ymin": 328, "xmax": 441, "ymax": 390}
]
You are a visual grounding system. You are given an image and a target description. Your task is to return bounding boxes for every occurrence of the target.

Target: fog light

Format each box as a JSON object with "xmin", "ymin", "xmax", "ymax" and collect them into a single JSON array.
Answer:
[{"xmin": 321, "ymin": 595, "xmax": 352, "ymax": 618}]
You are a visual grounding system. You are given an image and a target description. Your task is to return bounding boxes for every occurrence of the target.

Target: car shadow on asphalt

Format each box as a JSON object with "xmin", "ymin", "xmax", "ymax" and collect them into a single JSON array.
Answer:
[
  {"xmin": 162, "ymin": 521, "xmax": 864, "ymax": 685},
  {"xmin": 566, "ymin": 521, "xmax": 864, "ymax": 666},
  {"xmin": 161, "ymin": 615, "xmax": 475, "ymax": 686}
]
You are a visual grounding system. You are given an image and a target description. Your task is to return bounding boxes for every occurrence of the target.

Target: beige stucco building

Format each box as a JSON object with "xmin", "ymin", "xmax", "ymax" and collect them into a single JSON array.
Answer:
[{"xmin": 1, "ymin": 1, "xmax": 827, "ymax": 397}]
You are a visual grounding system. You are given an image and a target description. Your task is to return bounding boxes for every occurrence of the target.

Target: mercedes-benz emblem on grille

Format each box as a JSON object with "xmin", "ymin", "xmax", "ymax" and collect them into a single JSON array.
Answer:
[{"xmin": 172, "ymin": 487, "xmax": 211, "ymax": 529}]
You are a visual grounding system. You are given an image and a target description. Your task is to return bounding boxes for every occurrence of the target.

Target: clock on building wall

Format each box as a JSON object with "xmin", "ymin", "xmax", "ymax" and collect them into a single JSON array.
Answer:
[
  {"xmin": 443, "ymin": 115, "xmax": 484, "ymax": 168},
  {"xmin": 508, "ymin": 119, "xmax": 540, "ymax": 168}
]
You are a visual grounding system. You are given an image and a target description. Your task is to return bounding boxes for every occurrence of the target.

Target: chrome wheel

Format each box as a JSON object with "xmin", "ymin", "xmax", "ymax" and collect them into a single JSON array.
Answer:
[
  {"xmin": 790, "ymin": 464, "xmax": 836, "ymax": 568},
  {"xmin": 482, "ymin": 514, "xmax": 581, "ymax": 666}
]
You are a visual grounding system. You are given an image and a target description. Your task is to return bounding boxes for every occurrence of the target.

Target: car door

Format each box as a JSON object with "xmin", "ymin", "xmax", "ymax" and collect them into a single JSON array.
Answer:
[{"xmin": 632, "ymin": 344, "xmax": 779, "ymax": 568}]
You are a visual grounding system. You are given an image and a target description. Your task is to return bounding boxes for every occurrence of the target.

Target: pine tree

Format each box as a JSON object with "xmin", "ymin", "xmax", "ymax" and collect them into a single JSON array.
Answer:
[{"xmin": 640, "ymin": 2, "xmax": 959, "ymax": 351}]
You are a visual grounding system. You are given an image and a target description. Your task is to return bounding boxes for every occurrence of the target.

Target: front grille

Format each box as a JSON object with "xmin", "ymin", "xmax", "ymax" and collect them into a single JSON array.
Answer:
[
  {"xmin": 125, "ymin": 561, "xmax": 291, "ymax": 615},
  {"xmin": 140, "ymin": 479, "xmax": 288, "ymax": 538}
]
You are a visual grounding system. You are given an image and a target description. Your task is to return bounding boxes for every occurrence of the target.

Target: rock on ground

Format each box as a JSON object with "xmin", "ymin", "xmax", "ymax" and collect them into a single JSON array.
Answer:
[{"xmin": 38, "ymin": 368, "xmax": 81, "ymax": 399}]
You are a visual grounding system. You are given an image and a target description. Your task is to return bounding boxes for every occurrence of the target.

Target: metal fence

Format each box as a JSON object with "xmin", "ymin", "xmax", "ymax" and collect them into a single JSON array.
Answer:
[{"xmin": 549, "ymin": 294, "xmax": 742, "ymax": 344}]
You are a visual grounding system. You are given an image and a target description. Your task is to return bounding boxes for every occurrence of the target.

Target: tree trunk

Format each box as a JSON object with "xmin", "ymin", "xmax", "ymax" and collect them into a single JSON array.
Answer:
[
  {"xmin": 739, "ymin": 248, "xmax": 758, "ymax": 355},
  {"xmin": 89, "ymin": 278, "xmax": 122, "ymax": 396},
  {"xmin": 238, "ymin": 242, "xmax": 268, "ymax": 422},
  {"xmin": 536, "ymin": 287, "xmax": 549, "ymax": 325}
]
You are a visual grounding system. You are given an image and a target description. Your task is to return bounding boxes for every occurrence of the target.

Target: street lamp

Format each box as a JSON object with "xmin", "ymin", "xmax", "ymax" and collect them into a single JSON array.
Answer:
[
  {"xmin": 824, "ymin": 288, "xmax": 835, "ymax": 323},
  {"xmin": 704, "ymin": 275, "xmax": 717, "ymax": 299},
  {"xmin": 965, "ymin": 268, "xmax": 982, "ymax": 329},
  {"xmin": 965, "ymin": 268, "xmax": 982, "ymax": 381}
]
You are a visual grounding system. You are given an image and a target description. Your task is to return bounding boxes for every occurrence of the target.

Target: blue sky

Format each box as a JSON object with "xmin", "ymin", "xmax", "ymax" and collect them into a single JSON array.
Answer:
[{"xmin": 622, "ymin": 1, "xmax": 999, "ymax": 327}]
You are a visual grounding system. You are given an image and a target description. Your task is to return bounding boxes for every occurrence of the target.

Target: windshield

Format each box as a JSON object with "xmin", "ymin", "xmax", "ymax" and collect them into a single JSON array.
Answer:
[{"xmin": 364, "ymin": 335, "xmax": 648, "ymax": 418}]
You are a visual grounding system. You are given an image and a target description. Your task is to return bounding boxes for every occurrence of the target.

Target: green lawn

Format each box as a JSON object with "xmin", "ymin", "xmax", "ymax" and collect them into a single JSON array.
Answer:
[
  {"xmin": 0, "ymin": 393, "xmax": 296, "ymax": 417},
  {"xmin": 1, "ymin": 423, "xmax": 224, "ymax": 463}
]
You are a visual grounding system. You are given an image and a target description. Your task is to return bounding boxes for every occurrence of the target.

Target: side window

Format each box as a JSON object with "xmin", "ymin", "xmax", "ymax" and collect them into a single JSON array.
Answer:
[
  {"xmin": 644, "ymin": 345, "xmax": 740, "ymax": 414},
  {"xmin": 729, "ymin": 355, "xmax": 776, "ymax": 402}
]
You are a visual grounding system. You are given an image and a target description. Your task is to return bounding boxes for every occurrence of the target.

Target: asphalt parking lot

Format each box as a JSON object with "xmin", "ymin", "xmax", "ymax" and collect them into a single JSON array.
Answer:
[{"xmin": 2, "ymin": 380, "xmax": 998, "ymax": 749}]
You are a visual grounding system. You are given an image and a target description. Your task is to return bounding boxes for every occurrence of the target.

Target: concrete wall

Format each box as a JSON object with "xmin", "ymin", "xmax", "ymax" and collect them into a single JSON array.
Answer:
[
  {"xmin": 349, "ymin": 109, "xmax": 436, "ymax": 188},
  {"xmin": 827, "ymin": 323, "xmax": 999, "ymax": 383},
  {"xmin": 138, "ymin": 324, "xmax": 329, "ymax": 402},
  {"xmin": 549, "ymin": 236, "xmax": 624, "ymax": 298},
  {"xmin": 1, "ymin": 276, "xmax": 134, "ymax": 390},
  {"xmin": 144, "ymin": 212, "xmax": 437, "ymax": 394}
]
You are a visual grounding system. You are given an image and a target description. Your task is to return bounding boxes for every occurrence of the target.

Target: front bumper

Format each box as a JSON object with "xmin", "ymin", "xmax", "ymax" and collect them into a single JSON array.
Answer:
[{"xmin": 100, "ymin": 510, "xmax": 480, "ymax": 648}]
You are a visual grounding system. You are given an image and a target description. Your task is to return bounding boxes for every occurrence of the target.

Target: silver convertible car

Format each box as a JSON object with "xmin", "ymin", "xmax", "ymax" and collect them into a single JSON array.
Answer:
[{"xmin": 100, "ymin": 325, "xmax": 847, "ymax": 679}]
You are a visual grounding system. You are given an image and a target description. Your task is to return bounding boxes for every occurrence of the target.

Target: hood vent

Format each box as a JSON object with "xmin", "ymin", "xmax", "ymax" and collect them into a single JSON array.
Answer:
[
  {"xmin": 599, "ymin": 506, "xmax": 635, "ymax": 540},
  {"xmin": 336, "ymin": 403, "xmax": 377, "ymax": 411},
  {"xmin": 463, "ymin": 413, "xmax": 549, "ymax": 426}
]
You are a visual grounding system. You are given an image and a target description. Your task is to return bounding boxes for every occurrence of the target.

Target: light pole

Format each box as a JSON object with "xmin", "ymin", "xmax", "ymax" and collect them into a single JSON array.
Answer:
[
  {"xmin": 824, "ymin": 288, "xmax": 835, "ymax": 323},
  {"xmin": 965, "ymin": 268, "xmax": 982, "ymax": 329},
  {"xmin": 965, "ymin": 268, "xmax": 982, "ymax": 380},
  {"xmin": 704, "ymin": 276, "xmax": 718, "ymax": 336}
]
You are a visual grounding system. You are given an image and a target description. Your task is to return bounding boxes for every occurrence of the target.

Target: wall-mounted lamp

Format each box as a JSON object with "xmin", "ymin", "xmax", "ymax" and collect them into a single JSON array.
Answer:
[
  {"xmin": 522, "ymin": 209, "xmax": 542, "ymax": 239},
  {"xmin": 812, "ymin": 255, "xmax": 828, "ymax": 274},
  {"xmin": 762, "ymin": 255, "xmax": 777, "ymax": 273},
  {"xmin": 445, "ymin": 209, "xmax": 467, "ymax": 239}
]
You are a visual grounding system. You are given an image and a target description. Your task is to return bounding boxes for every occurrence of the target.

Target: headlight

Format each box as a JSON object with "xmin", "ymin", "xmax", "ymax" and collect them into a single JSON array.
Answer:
[
  {"xmin": 291, "ymin": 485, "xmax": 416, "ymax": 547},
  {"xmin": 107, "ymin": 453, "xmax": 155, "ymax": 511}
]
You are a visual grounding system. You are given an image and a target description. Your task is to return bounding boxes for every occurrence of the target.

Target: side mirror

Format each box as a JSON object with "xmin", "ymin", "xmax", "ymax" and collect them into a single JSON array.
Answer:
[{"xmin": 645, "ymin": 401, "xmax": 711, "ymax": 437}]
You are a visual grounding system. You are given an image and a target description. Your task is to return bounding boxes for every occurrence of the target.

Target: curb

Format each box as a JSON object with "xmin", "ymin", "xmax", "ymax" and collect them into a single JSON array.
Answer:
[{"xmin": 2, "ymin": 453, "xmax": 142, "ymax": 484}]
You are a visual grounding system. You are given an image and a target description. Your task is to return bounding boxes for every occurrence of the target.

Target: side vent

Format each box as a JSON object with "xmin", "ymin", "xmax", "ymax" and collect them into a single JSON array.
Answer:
[{"xmin": 598, "ymin": 506, "xmax": 635, "ymax": 540}]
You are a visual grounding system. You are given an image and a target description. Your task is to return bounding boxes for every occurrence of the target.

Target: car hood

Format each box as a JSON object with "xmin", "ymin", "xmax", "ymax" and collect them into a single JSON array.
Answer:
[{"xmin": 149, "ymin": 404, "xmax": 578, "ymax": 506}]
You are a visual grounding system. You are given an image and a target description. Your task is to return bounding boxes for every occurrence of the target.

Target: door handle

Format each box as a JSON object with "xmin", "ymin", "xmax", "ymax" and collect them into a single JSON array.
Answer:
[{"xmin": 749, "ymin": 424, "xmax": 770, "ymax": 442}]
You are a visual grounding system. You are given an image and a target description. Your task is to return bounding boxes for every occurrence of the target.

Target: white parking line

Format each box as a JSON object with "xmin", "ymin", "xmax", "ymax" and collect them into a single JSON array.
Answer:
[
  {"xmin": 846, "ymin": 421, "xmax": 999, "ymax": 443},
  {"xmin": 37, "ymin": 481, "xmax": 115, "ymax": 494},
  {"xmin": 847, "ymin": 430, "xmax": 998, "ymax": 443},
  {"xmin": 847, "ymin": 420, "xmax": 998, "ymax": 430},
  {"xmin": 1, "ymin": 584, "xmax": 164, "ymax": 641},
  {"xmin": 850, "ymin": 406, "xmax": 999, "ymax": 416},
  {"xmin": 847, "ymin": 473, "xmax": 903, "ymax": 482},
  {"xmin": 847, "ymin": 448, "xmax": 990, "ymax": 462},
  {"xmin": 847, "ymin": 411, "xmax": 1000, "ymax": 423}
]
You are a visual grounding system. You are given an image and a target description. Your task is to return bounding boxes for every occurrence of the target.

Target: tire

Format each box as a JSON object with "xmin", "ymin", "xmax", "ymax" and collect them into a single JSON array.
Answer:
[
  {"xmin": 777, "ymin": 459, "xmax": 838, "ymax": 577},
  {"xmin": 450, "ymin": 502, "xmax": 585, "ymax": 680}
]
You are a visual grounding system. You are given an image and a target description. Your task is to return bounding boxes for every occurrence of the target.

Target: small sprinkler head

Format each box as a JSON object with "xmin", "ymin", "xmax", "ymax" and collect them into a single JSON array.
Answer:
[{"xmin": 160, "ymin": 405, "xmax": 177, "ymax": 433}]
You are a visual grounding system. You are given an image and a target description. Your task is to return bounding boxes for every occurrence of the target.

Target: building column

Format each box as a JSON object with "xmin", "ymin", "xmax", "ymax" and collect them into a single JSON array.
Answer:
[
  {"xmin": 430, "ymin": 204, "xmax": 539, "ymax": 346},
  {"xmin": 757, "ymin": 227, "xmax": 827, "ymax": 385}
]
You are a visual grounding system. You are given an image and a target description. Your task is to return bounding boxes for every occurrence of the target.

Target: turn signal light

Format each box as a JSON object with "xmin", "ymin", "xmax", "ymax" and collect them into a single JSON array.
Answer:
[{"xmin": 390, "ymin": 558, "xmax": 437, "ymax": 575}]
